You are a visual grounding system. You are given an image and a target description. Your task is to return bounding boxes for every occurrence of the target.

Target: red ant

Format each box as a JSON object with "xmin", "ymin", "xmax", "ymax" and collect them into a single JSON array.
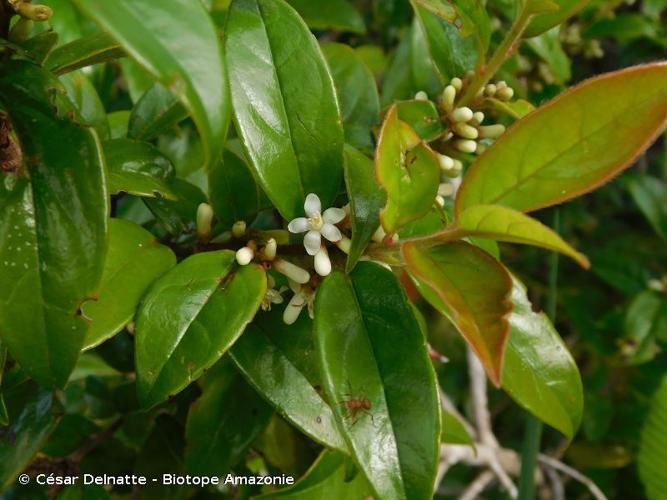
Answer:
[{"xmin": 339, "ymin": 384, "xmax": 375, "ymax": 427}]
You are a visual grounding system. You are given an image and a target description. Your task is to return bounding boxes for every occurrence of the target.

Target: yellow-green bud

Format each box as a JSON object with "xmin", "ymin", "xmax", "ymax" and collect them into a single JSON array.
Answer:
[
  {"xmin": 235, "ymin": 246, "xmax": 255, "ymax": 266},
  {"xmin": 263, "ymin": 238, "xmax": 277, "ymax": 260},
  {"xmin": 454, "ymin": 122, "xmax": 479, "ymax": 140},
  {"xmin": 232, "ymin": 220, "xmax": 246, "ymax": 238},
  {"xmin": 196, "ymin": 202, "xmax": 214, "ymax": 242},
  {"xmin": 449, "ymin": 107, "xmax": 473, "ymax": 123},
  {"xmin": 478, "ymin": 124, "xmax": 506, "ymax": 139},
  {"xmin": 497, "ymin": 87, "xmax": 514, "ymax": 101},
  {"xmin": 454, "ymin": 139, "xmax": 477, "ymax": 154},
  {"xmin": 442, "ymin": 85, "xmax": 457, "ymax": 112},
  {"xmin": 17, "ymin": 2, "xmax": 53, "ymax": 21},
  {"xmin": 484, "ymin": 84, "xmax": 497, "ymax": 97},
  {"xmin": 414, "ymin": 90, "xmax": 428, "ymax": 101},
  {"xmin": 450, "ymin": 77, "xmax": 463, "ymax": 91}
]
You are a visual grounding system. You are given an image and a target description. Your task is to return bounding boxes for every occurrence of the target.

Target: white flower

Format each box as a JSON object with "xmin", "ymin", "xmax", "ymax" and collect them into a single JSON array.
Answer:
[
  {"xmin": 288, "ymin": 194, "xmax": 345, "ymax": 256},
  {"xmin": 283, "ymin": 280, "xmax": 316, "ymax": 325}
]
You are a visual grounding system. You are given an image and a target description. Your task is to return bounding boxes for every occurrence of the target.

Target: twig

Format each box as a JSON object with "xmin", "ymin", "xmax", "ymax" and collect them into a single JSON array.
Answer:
[
  {"xmin": 68, "ymin": 417, "xmax": 124, "ymax": 462},
  {"xmin": 459, "ymin": 470, "xmax": 495, "ymax": 500},
  {"xmin": 467, "ymin": 347, "xmax": 496, "ymax": 447},
  {"xmin": 538, "ymin": 455, "xmax": 608, "ymax": 500},
  {"xmin": 542, "ymin": 464, "xmax": 565, "ymax": 500}
]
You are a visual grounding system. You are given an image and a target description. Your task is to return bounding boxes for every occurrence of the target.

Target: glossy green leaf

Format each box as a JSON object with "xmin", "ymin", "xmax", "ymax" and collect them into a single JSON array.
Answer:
[
  {"xmin": 410, "ymin": 16, "xmax": 444, "ymax": 97},
  {"xmin": 344, "ymin": 145, "xmax": 386, "ymax": 272},
  {"xmin": 286, "ymin": 0, "xmax": 365, "ymax": 34},
  {"xmin": 127, "ymin": 83, "xmax": 188, "ymax": 141},
  {"xmin": 208, "ymin": 146, "xmax": 270, "ymax": 229},
  {"xmin": 323, "ymin": 43, "xmax": 380, "ymax": 154},
  {"xmin": 440, "ymin": 204, "xmax": 589, "ymax": 267},
  {"xmin": 525, "ymin": 0, "xmax": 590, "ymax": 38},
  {"xmin": 22, "ymin": 31, "xmax": 60, "ymax": 64},
  {"xmin": 411, "ymin": 0, "xmax": 456, "ymax": 21},
  {"xmin": 0, "ymin": 60, "xmax": 108, "ymax": 387},
  {"xmin": 257, "ymin": 450, "xmax": 373, "ymax": 499},
  {"xmin": 502, "ymin": 278, "xmax": 583, "ymax": 439},
  {"xmin": 456, "ymin": 63, "xmax": 667, "ymax": 214},
  {"xmin": 639, "ymin": 374, "xmax": 667, "ymax": 499},
  {"xmin": 404, "ymin": 241, "xmax": 513, "ymax": 385},
  {"xmin": 45, "ymin": 32, "xmax": 124, "ymax": 75},
  {"xmin": 315, "ymin": 262, "xmax": 440, "ymax": 500},
  {"xmin": 143, "ymin": 178, "xmax": 206, "ymax": 236},
  {"xmin": 230, "ymin": 312, "xmax": 348, "ymax": 452},
  {"xmin": 81, "ymin": 219, "xmax": 176, "ymax": 350},
  {"xmin": 60, "ymin": 71, "xmax": 110, "ymax": 139},
  {"xmin": 629, "ymin": 175, "xmax": 667, "ymax": 242},
  {"xmin": 73, "ymin": 0, "xmax": 230, "ymax": 167},
  {"xmin": 396, "ymin": 99, "xmax": 445, "ymax": 141},
  {"xmin": 135, "ymin": 251, "xmax": 266, "ymax": 408},
  {"xmin": 104, "ymin": 138, "xmax": 176, "ymax": 199},
  {"xmin": 107, "ymin": 111, "xmax": 130, "ymax": 139},
  {"xmin": 185, "ymin": 359, "xmax": 272, "ymax": 475},
  {"xmin": 226, "ymin": 0, "xmax": 345, "ymax": 220},
  {"xmin": 376, "ymin": 105, "xmax": 440, "ymax": 235},
  {"xmin": 0, "ymin": 389, "xmax": 61, "ymax": 489},
  {"xmin": 441, "ymin": 410, "xmax": 475, "ymax": 447}
]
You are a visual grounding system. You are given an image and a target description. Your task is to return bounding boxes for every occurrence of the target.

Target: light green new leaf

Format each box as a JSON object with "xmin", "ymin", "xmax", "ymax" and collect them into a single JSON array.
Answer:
[
  {"xmin": 457, "ymin": 63, "xmax": 667, "ymax": 214},
  {"xmin": 185, "ymin": 360, "xmax": 272, "ymax": 475},
  {"xmin": 0, "ymin": 60, "xmax": 108, "ymax": 388},
  {"xmin": 286, "ymin": 0, "xmax": 365, "ymax": 34},
  {"xmin": 442, "ymin": 204, "xmax": 589, "ymax": 267},
  {"xmin": 315, "ymin": 262, "xmax": 440, "ymax": 500},
  {"xmin": 404, "ymin": 242, "xmax": 513, "ymax": 385},
  {"xmin": 104, "ymin": 138, "xmax": 177, "ymax": 199},
  {"xmin": 127, "ymin": 83, "xmax": 188, "ymax": 141},
  {"xmin": 396, "ymin": 99, "xmax": 445, "ymax": 141},
  {"xmin": 44, "ymin": 32, "xmax": 124, "ymax": 75},
  {"xmin": 344, "ymin": 145, "xmax": 386, "ymax": 272},
  {"xmin": 441, "ymin": 410, "xmax": 475, "ymax": 447},
  {"xmin": 323, "ymin": 43, "xmax": 380, "ymax": 154},
  {"xmin": 525, "ymin": 0, "xmax": 590, "ymax": 38},
  {"xmin": 629, "ymin": 175, "xmax": 667, "ymax": 242},
  {"xmin": 226, "ymin": 0, "xmax": 344, "ymax": 220},
  {"xmin": 257, "ymin": 450, "xmax": 373, "ymax": 499},
  {"xmin": 639, "ymin": 374, "xmax": 667, "ymax": 499},
  {"xmin": 73, "ymin": 0, "xmax": 230, "ymax": 167},
  {"xmin": 376, "ymin": 105, "xmax": 440, "ymax": 235},
  {"xmin": 230, "ymin": 312, "xmax": 348, "ymax": 452},
  {"xmin": 135, "ymin": 251, "xmax": 266, "ymax": 408},
  {"xmin": 82, "ymin": 219, "xmax": 176, "ymax": 350},
  {"xmin": 502, "ymin": 278, "xmax": 583, "ymax": 439}
]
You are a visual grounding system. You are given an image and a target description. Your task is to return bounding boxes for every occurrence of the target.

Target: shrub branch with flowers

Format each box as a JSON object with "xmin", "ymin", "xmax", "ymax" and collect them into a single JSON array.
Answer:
[{"xmin": 0, "ymin": 0, "xmax": 667, "ymax": 498}]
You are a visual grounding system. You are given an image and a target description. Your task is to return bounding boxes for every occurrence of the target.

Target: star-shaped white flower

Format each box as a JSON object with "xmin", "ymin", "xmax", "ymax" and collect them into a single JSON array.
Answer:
[{"xmin": 288, "ymin": 193, "xmax": 345, "ymax": 256}]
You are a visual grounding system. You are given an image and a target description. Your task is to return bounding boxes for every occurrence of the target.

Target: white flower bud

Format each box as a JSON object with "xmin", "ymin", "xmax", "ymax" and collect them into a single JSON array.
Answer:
[
  {"xmin": 435, "ymin": 195, "xmax": 445, "ymax": 207},
  {"xmin": 478, "ymin": 124, "xmax": 506, "ymax": 139},
  {"xmin": 484, "ymin": 84, "xmax": 497, "ymax": 97},
  {"xmin": 235, "ymin": 246, "xmax": 254, "ymax": 266},
  {"xmin": 314, "ymin": 246, "xmax": 331, "ymax": 277},
  {"xmin": 453, "ymin": 122, "xmax": 479, "ymax": 140},
  {"xmin": 263, "ymin": 238, "xmax": 277, "ymax": 261},
  {"xmin": 273, "ymin": 258, "xmax": 310, "ymax": 284},
  {"xmin": 371, "ymin": 225, "xmax": 386, "ymax": 243},
  {"xmin": 497, "ymin": 86, "xmax": 514, "ymax": 101},
  {"xmin": 442, "ymin": 159, "xmax": 463, "ymax": 178},
  {"xmin": 283, "ymin": 292, "xmax": 306, "ymax": 325},
  {"xmin": 449, "ymin": 107, "xmax": 473, "ymax": 123},
  {"xmin": 442, "ymin": 85, "xmax": 457, "ymax": 112},
  {"xmin": 336, "ymin": 236, "xmax": 351, "ymax": 255},
  {"xmin": 454, "ymin": 139, "xmax": 477, "ymax": 154},
  {"xmin": 414, "ymin": 90, "xmax": 428, "ymax": 101},
  {"xmin": 232, "ymin": 220, "xmax": 247, "ymax": 238},
  {"xmin": 648, "ymin": 279, "xmax": 666, "ymax": 292},
  {"xmin": 450, "ymin": 77, "xmax": 463, "ymax": 91},
  {"xmin": 196, "ymin": 203, "xmax": 214, "ymax": 242},
  {"xmin": 496, "ymin": 80, "xmax": 508, "ymax": 90},
  {"xmin": 472, "ymin": 112, "xmax": 485, "ymax": 124},
  {"xmin": 438, "ymin": 153, "xmax": 454, "ymax": 171},
  {"xmin": 438, "ymin": 183, "xmax": 455, "ymax": 197}
]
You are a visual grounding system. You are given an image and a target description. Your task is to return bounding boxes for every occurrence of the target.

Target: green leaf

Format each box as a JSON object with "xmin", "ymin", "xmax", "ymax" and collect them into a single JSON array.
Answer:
[
  {"xmin": 344, "ymin": 145, "xmax": 386, "ymax": 272},
  {"xmin": 143, "ymin": 178, "xmax": 206, "ymax": 236},
  {"xmin": 44, "ymin": 32, "xmax": 125, "ymax": 75},
  {"xmin": 404, "ymin": 241, "xmax": 513, "ymax": 385},
  {"xmin": 0, "ymin": 389, "xmax": 61, "ymax": 489},
  {"xmin": 315, "ymin": 262, "xmax": 440, "ymax": 500},
  {"xmin": 411, "ymin": 0, "xmax": 456, "ymax": 22},
  {"xmin": 22, "ymin": 31, "xmax": 60, "ymax": 64},
  {"xmin": 376, "ymin": 105, "xmax": 440, "ymax": 235},
  {"xmin": 456, "ymin": 63, "xmax": 667, "ymax": 214},
  {"xmin": 0, "ymin": 344, "xmax": 8, "ymax": 426},
  {"xmin": 135, "ymin": 251, "xmax": 266, "ymax": 408},
  {"xmin": 0, "ymin": 60, "xmax": 108, "ymax": 387},
  {"xmin": 60, "ymin": 71, "xmax": 110, "ymax": 139},
  {"xmin": 230, "ymin": 312, "xmax": 348, "ymax": 452},
  {"xmin": 127, "ymin": 83, "xmax": 189, "ymax": 141},
  {"xmin": 621, "ymin": 291, "xmax": 667, "ymax": 365},
  {"xmin": 286, "ymin": 0, "xmax": 365, "ymax": 34},
  {"xmin": 73, "ymin": 0, "xmax": 230, "ymax": 167},
  {"xmin": 502, "ymin": 278, "xmax": 583, "ymax": 439},
  {"xmin": 441, "ymin": 410, "xmax": 475, "ymax": 447},
  {"xmin": 257, "ymin": 450, "xmax": 373, "ymax": 499},
  {"xmin": 185, "ymin": 359, "xmax": 272, "ymax": 475},
  {"xmin": 81, "ymin": 219, "xmax": 176, "ymax": 350},
  {"xmin": 396, "ymin": 99, "xmax": 446, "ymax": 141},
  {"xmin": 226, "ymin": 0, "xmax": 345, "ymax": 220},
  {"xmin": 103, "ymin": 138, "xmax": 177, "ymax": 199},
  {"xmin": 323, "ymin": 43, "xmax": 380, "ymax": 154},
  {"xmin": 629, "ymin": 175, "xmax": 667, "ymax": 242},
  {"xmin": 442, "ymin": 204, "xmax": 589, "ymax": 268},
  {"xmin": 526, "ymin": 27, "xmax": 571, "ymax": 84},
  {"xmin": 639, "ymin": 374, "xmax": 667, "ymax": 499},
  {"xmin": 208, "ymin": 146, "xmax": 270, "ymax": 229},
  {"xmin": 525, "ymin": 0, "xmax": 590, "ymax": 38}
]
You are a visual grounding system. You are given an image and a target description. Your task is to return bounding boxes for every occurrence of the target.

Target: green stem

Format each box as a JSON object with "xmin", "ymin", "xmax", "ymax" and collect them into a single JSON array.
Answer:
[
  {"xmin": 518, "ymin": 209, "xmax": 559, "ymax": 500},
  {"xmin": 458, "ymin": 7, "xmax": 533, "ymax": 107}
]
